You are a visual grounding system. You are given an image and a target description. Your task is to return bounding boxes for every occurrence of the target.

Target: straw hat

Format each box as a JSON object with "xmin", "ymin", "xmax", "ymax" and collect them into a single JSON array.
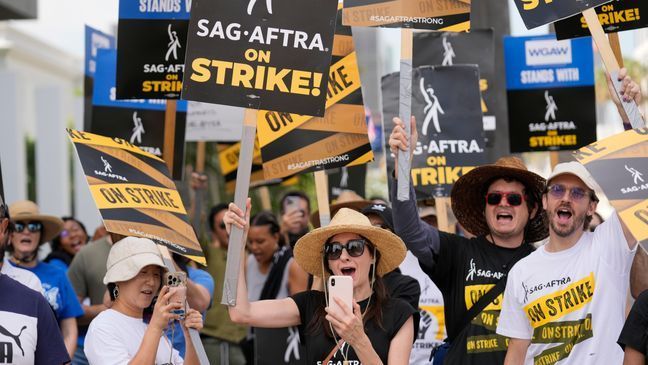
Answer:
[
  {"xmin": 310, "ymin": 190, "xmax": 372, "ymax": 228},
  {"xmin": 103, "ymin": 237, "xmax": 167, "ymax": 284},
  {"xmin": 295, "ymin": 208, "xmax": 406, "ymax": 277},
  {"xmin": 450, "ymin": 157, "xmax": 548, "ymax": 242},
  {"xmin": 9, "ymin": 200, "xmax": 64, "ymax": 243}
]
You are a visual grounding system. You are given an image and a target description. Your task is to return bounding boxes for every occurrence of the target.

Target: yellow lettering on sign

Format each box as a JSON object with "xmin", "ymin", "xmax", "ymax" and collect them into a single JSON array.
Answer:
[
  {"xmin": 465, "ymin": 284, "xmax": 503, "ymax": 312},
  {"xmin": 89, "ymin": 184, "xmax": 186, "ymax": 214},
  {"xmin": 529, "ymin": 134, "xmax": 577, "ymax": 148},
  {"xmin": 524, "ymin": 273, "xmax": 595, "ymax": 328},
  {"xmin": 411, "ymin": 166, "xmax": 475, "ymax": 186}
]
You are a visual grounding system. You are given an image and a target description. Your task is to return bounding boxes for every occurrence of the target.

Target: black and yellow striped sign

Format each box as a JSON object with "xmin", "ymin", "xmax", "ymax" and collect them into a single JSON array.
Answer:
[
  {"xmin": 257, "ymin": 6, "xmax": 374, "ymax": 180},
  {"xmin": 218, "ymin": 141, "xmax": 298, "ymax": 194},
  {"xmin": 574, "ymin": 128, "xmax": 648, "ymax": 242},
  {"xmin": 342, "ymin": 0, "xmax": 471, "ymax": 31},
  {"xmin": 67, "ymin": 128, "xmax": 205, "ymax": 265}
]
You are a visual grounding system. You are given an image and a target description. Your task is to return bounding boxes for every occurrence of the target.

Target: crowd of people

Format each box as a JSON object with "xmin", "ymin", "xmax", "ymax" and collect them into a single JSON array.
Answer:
[{"xmin": 0, "ymin": 70, "xmax": 646, "ymax": 365}]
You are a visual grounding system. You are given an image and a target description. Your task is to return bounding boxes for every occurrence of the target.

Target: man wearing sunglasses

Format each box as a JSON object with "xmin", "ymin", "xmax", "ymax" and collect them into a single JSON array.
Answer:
[
  {"xmin": 497, "ymin": 162, "xmax": 638, "ymax": 364},
  {"xmin": 390, "ymin": 117, "xmax": 547, "ymax": 365}
]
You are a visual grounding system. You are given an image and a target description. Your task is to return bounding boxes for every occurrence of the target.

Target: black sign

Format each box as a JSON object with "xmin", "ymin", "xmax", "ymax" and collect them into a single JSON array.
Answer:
[
  {"xmin": 328, "ymin": 165, "xmax": 367, "ymax": 200},
  {"xmin": 383, "ymin": 66, "xmax": 486, "ymax": 198},
  {"xmin": 555, "ymin": 0, "xmax": 648, "ymax": 39},
  {"xmin": 0, "ymin": 159, "xmax": 4, "ymax": 206},
  {"xmin": 511, "ymin": 0, "xmax": 612, "ymax": 29},
  {"xmin": 181, "ymin": 0, "xmax": 338, "ymax": 117},
  {"xmin": 116, "ymin": 0, "xmax": 190, "ymax": 99},
  {"xmin": 84, "ymin": 26, "xmax": 115, "ymax": 130},
  {"xmin": 413, "ymin": 29, "xmax": 499, "ymax": 149}
]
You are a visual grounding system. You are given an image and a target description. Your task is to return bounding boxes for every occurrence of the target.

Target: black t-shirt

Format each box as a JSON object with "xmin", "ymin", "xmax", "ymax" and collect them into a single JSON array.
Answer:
[
  {"xmin": 291, "ymin": 290, "xmax": 415, "ymax": 365},
  {"xmin": 618, "ymin": 289, "xmax": 648, "ymax": 358},
  {"xmin": 434, "ymin": 232, "xmax": 534, "ymax": 365},
  {"xmin": 383, "ymin": 269, "xmax": 421, "ymax": 337}
]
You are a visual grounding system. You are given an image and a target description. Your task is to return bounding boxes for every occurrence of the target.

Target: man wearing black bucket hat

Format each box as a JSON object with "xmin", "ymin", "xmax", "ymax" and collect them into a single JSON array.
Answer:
[{"xmin": 389, "ymin": 117, "xmax": 548, "ymax": 365}]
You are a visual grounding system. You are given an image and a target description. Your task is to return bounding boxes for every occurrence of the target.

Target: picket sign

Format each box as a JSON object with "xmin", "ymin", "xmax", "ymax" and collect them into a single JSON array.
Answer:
[
  {"xmin": 222, "ymin": 108, "xmax": 259, "ymax": 306},
  {"xmin": 397, "ymin": 28, "xmax": 414, "ymax": 201},
  {"xmin": 161, "ymin": 100, "xmax": 210, "ymax": 365},
  {"xmin": 314, "ymin": 170, "xmax": 331, "ymax": 227},
  {"xmin": 435, "ymin": 197, "xmax": 454, "ymax": 233},
  {"xmin": 582, "ymin": 8, "xmax": 645, "ymax": 129}
]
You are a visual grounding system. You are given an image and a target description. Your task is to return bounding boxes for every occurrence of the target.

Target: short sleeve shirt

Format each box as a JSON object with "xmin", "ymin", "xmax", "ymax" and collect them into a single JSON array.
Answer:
[
  {"xmin": 0, "ymin": 274, "xmax": 70, "ymax": 365},
  {"xmin": 291, "ymin": 290, "xmax": 414, "ymax": 364},
  {"xmin": 10, "ymin": 261, "xmax": 84, "ymax": 321},
  {"xmin": 618, "ymin": 289, "xmax": 648, "ymax": 354}
]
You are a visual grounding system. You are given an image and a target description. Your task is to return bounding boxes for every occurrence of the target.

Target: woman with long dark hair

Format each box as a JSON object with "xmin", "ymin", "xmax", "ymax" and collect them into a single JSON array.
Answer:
[
  {"xmin": 45, "ymin": 216, "xmax": 89, "ymax": 271},
  {"xmin": 225, "ymin": 200, "xmax": 415, "ymax": 364}
]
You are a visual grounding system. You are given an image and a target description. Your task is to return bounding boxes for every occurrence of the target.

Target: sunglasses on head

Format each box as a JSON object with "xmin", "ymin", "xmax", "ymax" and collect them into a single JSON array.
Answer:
[
  {"xmin": 485, "ymin": 192, "xmax": 525, "ymax": 207},
  {"xmin": 547, "ymin": 184, "xmax": 589, "ymax": 201},
  {"xmin": 14, "ymin": 221, "xmax": 43, "ymax": 233},
  {"xmin": 324, "ymin": 239, "xmax": 368, "ymax": 260}
]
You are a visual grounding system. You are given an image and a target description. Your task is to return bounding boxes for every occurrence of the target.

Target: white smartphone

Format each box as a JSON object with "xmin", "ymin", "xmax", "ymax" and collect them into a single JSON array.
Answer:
[{"xmin": 327, "ymin": 275, "xmax": 353, "ymax": 315}]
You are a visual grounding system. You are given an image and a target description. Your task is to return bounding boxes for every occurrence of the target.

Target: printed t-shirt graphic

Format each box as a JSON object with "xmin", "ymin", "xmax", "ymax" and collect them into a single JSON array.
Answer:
[{"xmin": 497, "ymin": 214, "xmax": 636, "ymax": 365}]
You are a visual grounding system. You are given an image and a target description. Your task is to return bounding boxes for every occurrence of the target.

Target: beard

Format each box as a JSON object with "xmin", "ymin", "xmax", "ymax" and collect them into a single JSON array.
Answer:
[{"xmin": 550, "ymin": 209, "xmax": 586, "ymax": 238}]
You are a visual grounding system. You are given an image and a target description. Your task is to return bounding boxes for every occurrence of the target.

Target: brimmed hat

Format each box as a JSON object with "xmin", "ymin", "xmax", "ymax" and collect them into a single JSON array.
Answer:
[
  {"xmin": 547, "ymin": 162, "xmax": 600, "ymax": 201},
  {"xmin": 361, "ymin": 203, "xmax": 394, "ymax": 231},
  {"xmin": 295, "ymin": 208, "xmax": 406, "ymax": 277},
  {"xmin": 311, "ymin": 190, "xmax": 372, "ymax": 228},
  {"xmin": 451, "ymin": 157, "xmax": 548, "ymax": 242},
  {"xmin": 9, "ymin": 200, "xmax": 64, "ymax": 243},
  {"xmin": 103, "ymin": 237, "xmax": 167, "ymax": 285}
]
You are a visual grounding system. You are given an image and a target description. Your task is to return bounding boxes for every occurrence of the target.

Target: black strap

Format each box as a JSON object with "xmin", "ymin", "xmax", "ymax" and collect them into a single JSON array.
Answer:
[{"xmin": 449, "ymin": 245, "xmax": 531, "ymax": 342}]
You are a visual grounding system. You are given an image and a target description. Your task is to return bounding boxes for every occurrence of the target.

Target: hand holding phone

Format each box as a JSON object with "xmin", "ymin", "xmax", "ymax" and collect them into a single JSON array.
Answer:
[
  {"xmin": 327, "ymin": 275, "xmax": 353, "ymax": 315},
  {"xmin": 165, "ymin": 272, "xmax": 187, "ymax": 319}
]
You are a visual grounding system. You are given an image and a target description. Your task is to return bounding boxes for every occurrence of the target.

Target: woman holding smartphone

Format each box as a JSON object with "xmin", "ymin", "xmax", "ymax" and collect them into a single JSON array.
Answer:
[
  {"xmin": 226, "ymin": 199, "xmax": 415, "ymax": 365},
  {"xmin": 84, "ymin": 236, "xmax": 204, "ymax": 365}
]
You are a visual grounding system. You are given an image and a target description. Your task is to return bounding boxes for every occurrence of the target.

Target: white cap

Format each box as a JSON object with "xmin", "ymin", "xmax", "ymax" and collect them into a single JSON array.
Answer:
[
  {"xmin": 547, "ymin": 162, "xmax": 601, "ymax": 194},
  {"xmin": 103, "ymin": 237, "xmax": 167, "ymax": 285}
]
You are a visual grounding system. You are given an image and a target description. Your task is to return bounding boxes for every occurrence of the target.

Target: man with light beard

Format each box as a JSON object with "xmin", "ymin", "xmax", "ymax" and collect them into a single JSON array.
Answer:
[{"xmin": 498, "ymin": 162, "xmax": 638, "ymax": 364}]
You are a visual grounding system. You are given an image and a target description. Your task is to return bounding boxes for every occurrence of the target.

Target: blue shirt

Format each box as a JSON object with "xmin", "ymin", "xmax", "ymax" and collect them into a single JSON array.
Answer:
[
  {"xmin": 9, "ymin": 261, "xmax": 84, "ymax": 321},
  {"xmin": 168, "ymin": 267, "xmax": 215, "ymax": 358},
  {"xmin": 47, "ymin": 258, "xmax": 69, "ymax": 273},
  {"xmin": 0, "ymin": 274, "xmax": 71, "ymax": 364}
]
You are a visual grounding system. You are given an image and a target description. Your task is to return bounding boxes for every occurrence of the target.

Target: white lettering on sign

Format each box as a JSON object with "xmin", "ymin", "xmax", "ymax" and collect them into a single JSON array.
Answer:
[{"xmin": 525, "ymin": 39, "xmax": 572, "ymax": 66}]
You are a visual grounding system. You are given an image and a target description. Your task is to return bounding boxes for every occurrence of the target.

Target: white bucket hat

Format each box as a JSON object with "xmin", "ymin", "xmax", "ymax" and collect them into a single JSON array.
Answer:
[{"xmin": 103, "ymin": 237, "xmax": 167, "ymax": 285}]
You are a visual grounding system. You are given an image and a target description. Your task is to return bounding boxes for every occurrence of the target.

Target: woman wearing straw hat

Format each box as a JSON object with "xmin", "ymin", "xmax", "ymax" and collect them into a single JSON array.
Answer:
[
  {"xmin": 84, "ymin": 236, "xmax": 204, "ymax": 364},
  {"xmin": 6, "ymin": 200, "xmax": 84, "ymax": 358},
  {"xmin": 226, "ymin": 199, "xmax": 416, "ymax": 365}
]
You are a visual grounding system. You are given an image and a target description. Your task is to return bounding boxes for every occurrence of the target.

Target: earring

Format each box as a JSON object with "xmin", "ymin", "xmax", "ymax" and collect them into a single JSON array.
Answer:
[{"xmin": 113, "ymin": 285, "xmax": 119, "ymax": 299}]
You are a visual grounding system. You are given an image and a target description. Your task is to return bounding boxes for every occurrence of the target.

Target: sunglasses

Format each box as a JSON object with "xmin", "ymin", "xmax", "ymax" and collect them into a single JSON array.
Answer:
[
  {"xmin": 324, "ymin": 239, "xmax": 367, "ymax": 260},
  {"xmin": 485, "ymin": 192, "xmax": 524, "ymax": 207},
  {"xmin": 14, "ymin": 221, "xmax": 43, "ymax": 233},
  {"xmin": 547, "ymin": 184, "xmax": 589, "ymax": 201}
]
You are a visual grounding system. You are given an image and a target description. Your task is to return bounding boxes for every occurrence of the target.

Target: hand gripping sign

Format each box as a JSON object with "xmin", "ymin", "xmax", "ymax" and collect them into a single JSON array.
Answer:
[
  {"xmin": 67, "ymin": 128, "xmax": 205, "ymax": 265},
  {"xmin": 181, "ymin": 0, "xmax": 339, "ymax": 117}
]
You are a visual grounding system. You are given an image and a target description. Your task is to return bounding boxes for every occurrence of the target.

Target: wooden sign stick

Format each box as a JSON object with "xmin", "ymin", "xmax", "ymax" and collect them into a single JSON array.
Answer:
[
  {"xmin": 582, "ymin": 8, "xmax": 645, "ymax": 129},
  {"xmin": 435, "ymin": 197, "xmax": 454, "ymax": 233},
  {"xmin": 222, "ymin": 108, "xmax": 258, "ymax": 306},
  {"xmin": 314, "ymin": 170, "xmax": 331, "ymax": 227},
  {"xmin": 397, "ymin": 28, "xmax": 413, "ymax": 201},
  {"xmin": 258, "ymin": 186, "xmax": 272, "ymax": 211},
  {"xmin": 608, "ymin": 33, "xmax": 624, "ymax": 67},
  {"xmin": 192, "ymin": 141, "xmax": 207, "ymax": 234},
  {"xmin": 550, "ymin": 151, "xmax": 560, "ymax": 169},
  {"xmin": 162, "ymin": 100, "xmax": 210, "ymax": 365}
]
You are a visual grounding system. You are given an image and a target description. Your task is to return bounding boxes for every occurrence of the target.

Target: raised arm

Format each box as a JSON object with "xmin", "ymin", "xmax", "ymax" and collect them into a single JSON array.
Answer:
[
  {"xmin": 388, "ymin": 116, "xmax": 442, "ymax": 276},
  {"xmin": 224, "ymin": 199, "xmax": 302, "ymax": 328}
]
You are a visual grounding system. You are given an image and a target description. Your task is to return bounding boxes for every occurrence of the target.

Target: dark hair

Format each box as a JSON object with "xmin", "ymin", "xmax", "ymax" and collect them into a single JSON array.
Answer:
[
  {"xmin": 307, "ymin": 238, "xmax": 387, "ymax": 338},
  {"xmin": 207, "ymin": 203, "xmax": 229, "ymax": 233},
  {"xmin": 51, "ymin": 217, "xmax": 88, "ymax": 251},
  {"xmin": 587, "ymin": 212, "xmax": 604, "ymax": 232},
  {"xmin": 279, "ymin": 191, "xmax": 310, "ymax": 214},
  {"xmin": 250, "ymin": 211, "xmax": 285, "ymax": 247}
]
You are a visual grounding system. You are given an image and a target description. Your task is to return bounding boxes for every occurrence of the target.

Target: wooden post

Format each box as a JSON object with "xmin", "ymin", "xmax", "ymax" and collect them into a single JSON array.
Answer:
[
  {"xmin": 196, "ymin": 141, "xmax": 206, "ymax": 172},
  {"xmin": 258, "ymin": 186, "xmax": 272, "ymax": 211},
  {"xmin": 397, "ymin": 27, "xmax": 413, "ymax": 201},
  {"xmin": 582, "ymin": 8, "xmax": 644, "ymax": 129},
  {"xmin": 222, "ymin": 108, "xmax": 258, "ymax": 306},
  {"xmin": 550, "ymin": 152, "xmax": 560, "ymax": 169},
  {"xmin": 435, "ymin": 197, "xmax": 454, "ymax": 233},
  {"xmin": 162, "ymin": 101, "xmax": 209, "ymax": 365},
  {"xmin": 314, "ymin": 171, "xmax": 331, "ymax": 227}
]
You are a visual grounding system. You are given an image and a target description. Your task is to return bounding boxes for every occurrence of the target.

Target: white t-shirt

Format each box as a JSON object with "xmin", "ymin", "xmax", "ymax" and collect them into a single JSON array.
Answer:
[
  {"xmin": 85, "ymin": 309, "xmax": 183, "ymax": 365},
  {"xmin": 497, "ymin": 213, "xmax": 636, "ymax": 365},
  {"xmin": 399, "ymin": 251, "xmax": 446, "ymax": 364},
  {"xmin": 1, "ymin": 258, "xmax": 43, "ymax": 293}
]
